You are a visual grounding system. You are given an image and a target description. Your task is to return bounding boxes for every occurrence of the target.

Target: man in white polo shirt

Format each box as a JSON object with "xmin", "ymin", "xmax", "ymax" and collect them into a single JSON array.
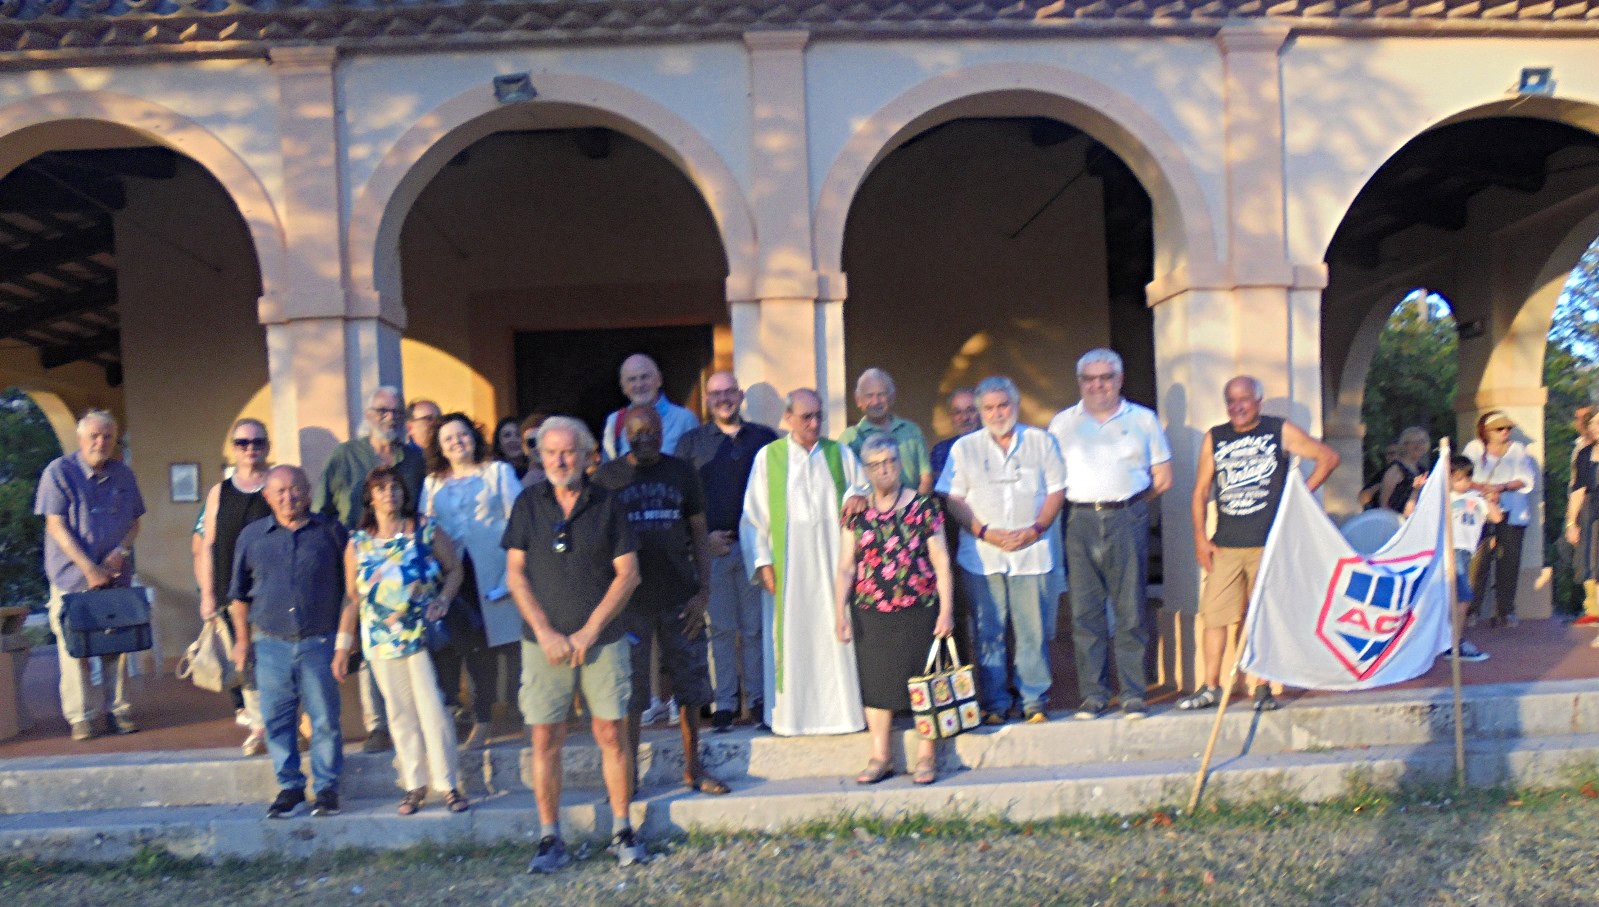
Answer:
[
  {"xmin": 1048, "ymin": 348, "xmax": 1172, "ymax": 721},
  {"xmin": 939, "ymin": 376, "xmax": 1066, "ymax": 724}
]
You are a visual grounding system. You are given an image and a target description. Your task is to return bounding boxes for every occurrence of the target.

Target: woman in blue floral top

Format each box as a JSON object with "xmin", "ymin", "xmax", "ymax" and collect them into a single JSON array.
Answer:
[
  {"xmin": 335, "ymin": 466, "xmax": 469, "ymax": 815},
  {"xmin": 835, "ymin": 435, "xmax": 955, "ymax": 785}
]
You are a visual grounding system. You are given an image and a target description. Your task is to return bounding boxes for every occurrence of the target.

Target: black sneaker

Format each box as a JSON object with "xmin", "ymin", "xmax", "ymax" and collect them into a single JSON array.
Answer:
[
  {"xmin": 309, "ymin": 790, "xmax": 340, "ymax": 817},
  {"xmin": 1073, "ymin": 697, "xmax": 1108, "ymax": 721},
  {"xmin": 266, "ymin": 788, "xmax": 305, "ymax": 819},
  {"xmin": 609, "ymin": 827, "xmax": 647, "ymax": 867},
  {"xmin": 361, "ymin": 728, "xmax": 393, "ymax": 754},
  {"xmin": 710, "ymin": 709, "xmax": 735, "ymax": 734},
  {"xmin": 1121, "ymin": 698, "xmax": 1149, "ymax": 720},
  {"xmin": 527, "ymin": 835, "xmax": 571, "ymax": 874},
  {"xmin": 1176, "ymin": 686, "xmax": 1220, "ymax": 711},
  {"xmin": 1448, "ymin": 642, "xmax": 1490, "ymax": 663}
]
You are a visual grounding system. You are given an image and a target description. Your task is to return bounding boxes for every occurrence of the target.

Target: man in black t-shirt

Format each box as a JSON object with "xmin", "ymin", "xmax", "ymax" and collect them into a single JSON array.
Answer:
[
  {"xmin": 1181, "ymin": 376, "xmax": 1339, "ymax": 713},
  {"xmin": 595, "ymin": 404, "xmax": 728, "ymax": 798},
  {"xmin": 502, "ymin": 416, "xmax": 644, "ymax": 872}
]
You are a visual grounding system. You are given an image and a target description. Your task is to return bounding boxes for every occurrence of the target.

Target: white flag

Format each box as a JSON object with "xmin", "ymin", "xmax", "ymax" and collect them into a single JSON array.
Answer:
[{"xmin": 1237, "ymin": 458, "xmax": 1453, "ymax": 691}]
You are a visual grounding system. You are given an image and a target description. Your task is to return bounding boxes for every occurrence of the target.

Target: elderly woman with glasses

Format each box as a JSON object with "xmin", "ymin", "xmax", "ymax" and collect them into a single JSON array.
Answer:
[
  {"xmin": 1464, "ymin": 411, "xmax": 1538, "ymax": 628},
  {"xmin": 834, "ymin": 434, "xmax": 955, "ymax": 786}
]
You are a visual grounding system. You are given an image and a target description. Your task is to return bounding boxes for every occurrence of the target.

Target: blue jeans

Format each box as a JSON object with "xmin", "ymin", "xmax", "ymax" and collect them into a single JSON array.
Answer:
[
  {"xmin": 963, "ymin": 570, "xmax": 1053, "ymax": 715},
  {"xmin": 1066, "ymin": 500, "xmax": 1151, "ymax": 703},
  {"xmin": 254, "ymin": 633, "xmax": 343, "ymax": 795}
]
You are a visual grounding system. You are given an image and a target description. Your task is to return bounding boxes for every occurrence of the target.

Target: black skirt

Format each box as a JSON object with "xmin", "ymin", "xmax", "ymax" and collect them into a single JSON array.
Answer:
[{"xmin": 852, "ymin": 605, "xmax": 938, "ymax": 711}]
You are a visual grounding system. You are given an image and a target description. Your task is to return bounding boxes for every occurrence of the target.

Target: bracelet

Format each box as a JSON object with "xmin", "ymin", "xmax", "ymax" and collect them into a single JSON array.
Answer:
[
  {"xmin": 977, "ymin": 524, "xmax": 988, "ymax": 540},
  {"xmin": 335, "ymin": 632, "xmax": 355, "ymax": 650},
  {"xmin": 1031, "ymin": 522, "xmax": 1049, "ymax": 536}
]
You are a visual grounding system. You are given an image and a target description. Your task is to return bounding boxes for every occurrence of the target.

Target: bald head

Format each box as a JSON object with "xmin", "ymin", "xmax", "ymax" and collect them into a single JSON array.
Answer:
[
  {"xmin": 620, "ymin": 354, "xmax": 663, "ymax": 406},
  {"xmin": 263, "ymin": 465, "xmax": 312, "ymax": 526},
  {"xmin": 705, "ymin": 370, "xmax": 744, "ymax": 427}
]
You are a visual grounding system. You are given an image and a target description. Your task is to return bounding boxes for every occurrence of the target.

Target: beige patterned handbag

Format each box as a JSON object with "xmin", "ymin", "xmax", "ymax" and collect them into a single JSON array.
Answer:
[{"xmin": 907, "ymin": 636, "xmax": 980, "ymax": 740}]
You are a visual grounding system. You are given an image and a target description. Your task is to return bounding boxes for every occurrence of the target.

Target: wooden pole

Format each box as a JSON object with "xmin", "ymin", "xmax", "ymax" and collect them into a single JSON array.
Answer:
[
  {"xmin": 1187, "ymin": 623, "xmax": 1243, "ymax": 813},
  {"xmin": 1440, "ymin": 437, "xmax": 1467, "ymax": 788}
]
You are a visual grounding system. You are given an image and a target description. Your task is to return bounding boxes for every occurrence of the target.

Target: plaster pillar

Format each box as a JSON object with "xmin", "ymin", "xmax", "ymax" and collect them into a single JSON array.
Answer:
[
  {"xmin": 737, "ymin": 30, "xmax": 843, "ymax": 431},
  {"xmin": 263, "ymin": 46, "xmax": 403, "ymax": 474}
]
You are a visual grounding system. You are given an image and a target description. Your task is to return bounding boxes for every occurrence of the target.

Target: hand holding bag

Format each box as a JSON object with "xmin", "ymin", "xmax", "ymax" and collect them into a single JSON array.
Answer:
[
  {"xmin": 60, "ymin": 587, "xmax": 153, "ymax": 659},
  {"xmin": 175, "ymin": 617, "xmax": 237, "ymax": 692},
  {"xmin": 907, "ymin": 636, "xmax": 980, "ymax": 741}
]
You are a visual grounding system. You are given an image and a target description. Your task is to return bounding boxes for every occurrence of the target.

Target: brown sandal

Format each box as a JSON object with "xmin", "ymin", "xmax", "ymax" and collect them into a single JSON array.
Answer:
[
  {"xmin": 687, "ymin": 773, "xmax": 731, "ymax": 796},
  {"xmin": 444, "ymin": 788, "xmax": 470, "ymax": 813},
  {"xmin": 397, "ymin": 788, "xmax": 426, "ymax": 816}
]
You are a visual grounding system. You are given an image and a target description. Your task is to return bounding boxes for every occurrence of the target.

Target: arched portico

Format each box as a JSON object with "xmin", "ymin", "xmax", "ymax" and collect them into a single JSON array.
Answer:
[
  {"xmin": 812, "ymin": 63, "xmax": 1221, "ymax": 286},
  {"xmin": 348, "ymin": 74, "xmax": 759, "ymax": 328}
]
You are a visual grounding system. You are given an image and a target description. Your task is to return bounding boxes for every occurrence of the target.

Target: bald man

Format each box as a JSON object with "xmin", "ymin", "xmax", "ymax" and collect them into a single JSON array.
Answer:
[{"xmin": 601, "ymin": 353, "xmax": 700, "ymax": 461}]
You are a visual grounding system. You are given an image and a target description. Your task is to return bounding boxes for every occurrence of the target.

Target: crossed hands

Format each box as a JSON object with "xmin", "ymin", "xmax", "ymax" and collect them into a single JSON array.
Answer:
[{"xmin": 538, "ymin": 627, "xmax": 599, "ymax": 667}]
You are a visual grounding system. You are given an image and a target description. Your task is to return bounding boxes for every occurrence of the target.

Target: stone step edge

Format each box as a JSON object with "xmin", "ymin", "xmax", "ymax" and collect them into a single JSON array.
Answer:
[{"xmin": 4, "ymin": 731, "xmax": 1597, "ymax": 863}]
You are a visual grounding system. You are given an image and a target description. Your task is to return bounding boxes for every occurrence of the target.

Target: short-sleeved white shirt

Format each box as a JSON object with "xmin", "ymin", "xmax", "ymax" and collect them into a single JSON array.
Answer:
[
  {"xmin": 1047, "ymin": 400, "xmax": 1172, "ymax": 503},
  {"xmin": 936, "ymin": 425, "xmax": 1066, "ymax": 576}
]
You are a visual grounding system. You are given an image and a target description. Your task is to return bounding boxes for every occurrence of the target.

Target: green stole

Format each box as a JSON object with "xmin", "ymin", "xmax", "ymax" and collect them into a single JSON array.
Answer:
[{"xmin": 766, "ymin": 437, "xmax": 846, "ymax": 693}]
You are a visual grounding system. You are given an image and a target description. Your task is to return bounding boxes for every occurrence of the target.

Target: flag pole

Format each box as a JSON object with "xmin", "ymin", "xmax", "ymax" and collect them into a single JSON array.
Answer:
[
  {"xmin": 1440, "ymin": 437, "xmax": 1466, "ymax": 788},
  {"xmin": 1187, "ymin": 622, "xmax": 1242, "ymax": 813}
]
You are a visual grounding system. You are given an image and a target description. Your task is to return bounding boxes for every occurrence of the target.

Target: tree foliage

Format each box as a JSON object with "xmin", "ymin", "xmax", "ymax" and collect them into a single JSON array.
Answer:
[
  {"xmin": 1359, "ymin": 291, "xmax": 1458, "ymax": 480},
  {"xmin": 0, "ymin": 389, "xmax": 62, "ymax": 608}
]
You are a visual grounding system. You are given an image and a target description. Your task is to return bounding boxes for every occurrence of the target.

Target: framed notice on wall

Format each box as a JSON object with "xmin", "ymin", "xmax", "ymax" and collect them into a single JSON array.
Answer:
[{"xmin": 170, "ymin": 463, "xmax": 200, "ymax": 503}]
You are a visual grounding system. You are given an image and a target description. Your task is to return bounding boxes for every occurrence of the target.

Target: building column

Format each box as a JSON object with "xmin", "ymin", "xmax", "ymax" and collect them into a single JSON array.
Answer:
[
  {"xmin": 736, "ymin": 30, "xmax": 844, "ymax": 431},
  {"xmin": 263, "ymin": 46, "xmax": 402, "ymax": 474}
]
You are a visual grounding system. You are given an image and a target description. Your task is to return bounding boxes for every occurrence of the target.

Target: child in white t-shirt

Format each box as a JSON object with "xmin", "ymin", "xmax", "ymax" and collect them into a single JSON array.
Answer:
[{"xmin": 1409, "ymin": 454, "xmax": 1502, "ymax": 662}]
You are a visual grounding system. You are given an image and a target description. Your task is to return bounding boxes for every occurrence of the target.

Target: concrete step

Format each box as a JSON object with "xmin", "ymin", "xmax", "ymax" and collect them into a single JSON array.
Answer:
[
  {"xmin": 5, "ymin": 678, "xmax": 1597, "ymax": 814},
  {"xmin": 6, "ymin": 730, "xmax": 1598, "ymax": 864}
]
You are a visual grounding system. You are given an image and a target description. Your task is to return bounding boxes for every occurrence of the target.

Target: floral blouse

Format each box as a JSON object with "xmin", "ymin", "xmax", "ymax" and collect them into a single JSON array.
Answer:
[
  {"xmin": 844, "ymin": 494, "xmax": 944, "ymax": 613},
  {"xmin": 351, "ymin": 521, "xmax": 443, "ymax": 660}
]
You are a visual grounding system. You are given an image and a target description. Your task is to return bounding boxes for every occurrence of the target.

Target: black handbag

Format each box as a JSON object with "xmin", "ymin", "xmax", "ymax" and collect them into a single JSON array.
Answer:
[{"xmin": 60, "ymin": 587, "xmax": 153, "ymax": 659}]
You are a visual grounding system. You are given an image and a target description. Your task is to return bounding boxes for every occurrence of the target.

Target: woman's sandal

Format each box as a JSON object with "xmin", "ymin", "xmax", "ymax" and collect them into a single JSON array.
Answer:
[
  {"xmin": 397, "ymin": 788, "xmax": 426, "ymax": 816},
  {"xmin": 686, "ymin": 773, "xmax": 731, "ymax": 796},
  {"xmin": 912, "ymin": 757, "xmax": 937, "ymax": 786},
  {"xmin": 443, "ymin": 788, "xmax": 470, "ymax": 813},
  {"xmin": 855, "ymin": 758, "xmax": 895, "ymax": 785}
]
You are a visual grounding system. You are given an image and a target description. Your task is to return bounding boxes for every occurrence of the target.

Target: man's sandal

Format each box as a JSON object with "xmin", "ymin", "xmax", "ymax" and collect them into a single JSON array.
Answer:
[
  {"xmin": 855, "ymin": 758, "xmax": 895, "ymax": 785},
  {"xmin": 397, "ymin": 788, "xmax": 426, "ymax": 816},
  {"xmin": 444, "ymin": 789, "xmax": 470, "ymax": 813},
  {"xmin": 687, "ymin": 774, "xmax": 731, "ymax": 796}
]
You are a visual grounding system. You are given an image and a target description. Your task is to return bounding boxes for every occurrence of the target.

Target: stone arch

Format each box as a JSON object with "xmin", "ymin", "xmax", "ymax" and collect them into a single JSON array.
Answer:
[
  {"xmin": 0, "ymin": 90, "xmax": 283, "ymax": 310},
  {"xmin": 812, "ymin": 62, "xmax": 1221, "ymax": 285},
  {"xmin": 348, "ymin": 74, "xmax": 759, "ymax": 327}
]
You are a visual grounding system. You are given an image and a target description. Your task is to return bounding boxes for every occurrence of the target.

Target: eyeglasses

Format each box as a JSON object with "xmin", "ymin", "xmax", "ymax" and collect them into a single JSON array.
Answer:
[
  {"xmin": 1077, "ymin": 372, "xmax": 1118, "ymax": 384},
  {"xmin": 864, "ymin": 459, "xmax": 900, "ymax": 472},
  {"xmin": 792, "ymin": 411, "xmax": 823, "ymax": 422},
  {"xmin": 552, "ymin": 520, "xmax": 570, "ymax": 554},
  {"xmin": 408, "ymin": 413, "xmax": 439, "ymax": 423},
  {"xmin": 369, "ymin": 407, "xmax": 405, "ymax": 418},
  {"xmin": 231, "ymin": 438, "xmax": 268, "ymax": 449}
]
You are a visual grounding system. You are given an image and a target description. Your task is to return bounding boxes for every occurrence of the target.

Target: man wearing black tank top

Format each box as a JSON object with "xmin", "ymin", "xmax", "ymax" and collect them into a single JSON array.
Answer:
[{"xmin": 1180, "ymin": 376, "xmax": 1339, "ymax": 713}]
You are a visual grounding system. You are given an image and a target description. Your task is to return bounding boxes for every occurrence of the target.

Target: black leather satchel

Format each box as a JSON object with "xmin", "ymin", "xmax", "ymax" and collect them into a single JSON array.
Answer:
[{"xmin": 60, "ymin": 587, "xmax": 153, "ymax": 659}]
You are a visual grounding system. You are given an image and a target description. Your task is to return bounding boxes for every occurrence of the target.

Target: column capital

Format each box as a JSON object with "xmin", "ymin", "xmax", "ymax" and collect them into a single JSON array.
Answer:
[
  {"xmin": 268, "ymin": 45, "xmax": 341, "ymax": 71},
  {"xmin": 744, "ymin": 29, "xmax": 810, "ymax": 52},
  {"xmin": 1146, "ymin": 261, "xmax": 1327, "ymax": 306},
  {"xmin": 1215, "ymin": 24, "xmax": 1291, "ymax": 56}
]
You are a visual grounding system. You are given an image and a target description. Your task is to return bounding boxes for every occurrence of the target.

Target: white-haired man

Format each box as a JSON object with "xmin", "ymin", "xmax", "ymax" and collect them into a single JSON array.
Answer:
[
  {"xmin": 840, "ymin": 367, "xmax": 933, "ymax": 494},
  {"xmin": 1048, "ymin": 348, "xmax": 1172, "ymax": 721},
  {"xmin": 601, "ymin": 353, "xmax": 699, "ymax": 461},
  {"xmin": 35, "ymin": 410, "xmax": 144, "ymax": 741}
]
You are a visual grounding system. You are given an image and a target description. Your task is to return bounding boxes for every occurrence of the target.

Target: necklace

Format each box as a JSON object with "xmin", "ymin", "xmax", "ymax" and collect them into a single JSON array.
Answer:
[{"xmin": 871, "ymin": 488, "xmax": 905, "ymax": 513}]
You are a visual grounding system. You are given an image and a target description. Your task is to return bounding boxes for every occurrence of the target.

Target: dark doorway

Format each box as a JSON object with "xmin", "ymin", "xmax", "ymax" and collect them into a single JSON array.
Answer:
[{"xmin": 515, "ymin": 325, "xmax": 714, "ymax": 440}]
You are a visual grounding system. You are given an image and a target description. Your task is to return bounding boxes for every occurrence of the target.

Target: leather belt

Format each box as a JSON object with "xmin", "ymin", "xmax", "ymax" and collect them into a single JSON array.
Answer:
[{"xmin": 1069, "ymin": 492, "xmax": 1147, "ymax": 512}]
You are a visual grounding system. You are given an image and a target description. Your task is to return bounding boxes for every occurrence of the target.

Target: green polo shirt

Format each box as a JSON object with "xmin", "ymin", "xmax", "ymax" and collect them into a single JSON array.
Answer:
[{"xmin": 840, "ymin": 415, "xmax": 932, "ymax": 488}]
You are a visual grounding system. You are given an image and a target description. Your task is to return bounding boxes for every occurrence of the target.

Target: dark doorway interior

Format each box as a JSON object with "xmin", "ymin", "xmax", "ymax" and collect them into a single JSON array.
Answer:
[{"xmin": 515, "ymin": 325, "xmax": 714, "ymax": 441}]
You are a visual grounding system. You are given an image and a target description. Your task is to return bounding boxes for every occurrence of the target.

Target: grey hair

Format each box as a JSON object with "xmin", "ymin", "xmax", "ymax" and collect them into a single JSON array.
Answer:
[
  {"xmin": 367, "ymin": 385, "xmax": 403, "ymax": 409},
  {"xmin": 973, "ymin": 376, "xmax": 1019, "ymax": 407},
  {"xmin": 535, "ymin": 415, "xmax": 597, "ymax": 456},
  {"xmin": 855, "ymin": 367, "xmax": 895, "ymax": 397},
  {"xmin": 948, "ymin": 386, "xmax": 976, "ymax": 404},
  {"xmin": 860, "ymin": 434, "xmax": 900, "ymax": 462},
  {"xmin": 1397, "ymin": 426, "xmax": 1429, "ymax": 447},
  {"xmin": 785, "ymin": 388, "xmax": 822, "ymax": 412},
  {"xmin": 1227, "ymin": 375, "xmax": 1265, "ymax": 401},
  {"xmin": 77, "ymin": 409, "xmax": 117, "ymax": 433},
  {"xmin": 1076, "ymin": 348, "xmax": 1123, "ymax": 376}
]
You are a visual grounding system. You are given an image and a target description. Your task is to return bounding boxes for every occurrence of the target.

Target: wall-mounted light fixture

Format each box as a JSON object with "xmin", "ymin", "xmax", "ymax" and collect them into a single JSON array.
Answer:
[
  {"xmin": 1517, "ymin": 67, "xmax": 1554, "ymax": 96},
  {"xmin": 493, "ymin": 73, "xmax": 537, "ymax": 104}
]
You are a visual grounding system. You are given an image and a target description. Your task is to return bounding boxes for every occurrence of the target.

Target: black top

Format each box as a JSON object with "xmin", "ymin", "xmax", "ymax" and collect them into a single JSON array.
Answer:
[
  {"xmin": 229, "ymin": 512, "xmax": 349, "ymax": 639},
  {"xmin": 1575, "ymin": 444, "xmax": 1599, "ymax": 493},
  {"xmin": 211, "ymin": 478, "xmax": 272, "ymax": 602},
  {"xmin": 593, "ymin": 455, "xmax": 705, "ymax": 612},
  {"xmin": 501, "ymin": 479, "xmax": 637, "ymax": 645},
  {"xmin": 930, "ymin": 435, "xmax": 960, "ymax": 487},
  {"xmin": 673, "ymin": 420, "xmax": 779, "ymax": 533},
  {"xmin": 1210, "ymin": 416, "xmax": 1288, "ymax": 549},
  {"xmin": 1382, "ymin": 460, "xmax": 1421, "ymax": 513}
]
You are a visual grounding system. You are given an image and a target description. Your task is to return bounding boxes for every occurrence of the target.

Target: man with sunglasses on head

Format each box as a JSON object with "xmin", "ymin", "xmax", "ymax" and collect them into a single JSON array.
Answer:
[
  {"xmin": 503, "ymin": 415, "xmax": 643, "ymax": 872},
  {"xmin": 312, "ymin": 385, "xmax": 427, "ymax": 754}
]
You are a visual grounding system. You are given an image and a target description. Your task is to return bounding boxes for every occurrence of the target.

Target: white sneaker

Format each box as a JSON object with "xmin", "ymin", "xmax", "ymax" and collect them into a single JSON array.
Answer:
[
  {"xmin": 235, "ymin": 708, "xmax": 253, "ymax": 729},
  {"xmin": 666, "ymin": 699, "xmax": 680, "ymax": 725},
  {"xmin": 640, "ymin": 697, "xmax": 674, "ymax": 724}
]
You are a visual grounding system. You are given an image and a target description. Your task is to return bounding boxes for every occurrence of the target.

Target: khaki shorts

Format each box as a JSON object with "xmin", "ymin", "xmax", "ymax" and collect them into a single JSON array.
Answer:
[
  {"xmin": 1198, "ymin": 546, "xmax": 1264, "ymax": 627},
  {"xmin": 518, "ymin": 636, "xmax": 631, "ymax": 725}
]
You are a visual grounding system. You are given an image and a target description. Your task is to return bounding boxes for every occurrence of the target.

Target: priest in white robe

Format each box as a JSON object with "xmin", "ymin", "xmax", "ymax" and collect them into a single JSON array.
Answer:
[{"xmin": 740, "ymin": 388, "xmax": 867, "ymax": 736}]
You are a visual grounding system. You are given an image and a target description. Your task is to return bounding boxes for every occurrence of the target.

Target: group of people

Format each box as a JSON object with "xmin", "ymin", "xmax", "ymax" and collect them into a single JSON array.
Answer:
[{"xmin": 36, "ymin": 346, "xmax": 1381, "ymax": 873}]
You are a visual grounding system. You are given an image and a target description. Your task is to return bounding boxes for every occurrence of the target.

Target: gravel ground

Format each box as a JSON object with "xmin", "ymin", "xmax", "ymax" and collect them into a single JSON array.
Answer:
[{"xmin": 5, "ymin": 787, "xmax": 1599, "ymax": 907}]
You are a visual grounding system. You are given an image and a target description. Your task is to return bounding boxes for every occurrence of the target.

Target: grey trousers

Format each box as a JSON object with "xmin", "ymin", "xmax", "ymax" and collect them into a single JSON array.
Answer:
[
  {"xmin": 706, "ymin": 549, "xmax": 763, "ymax": 713},
  {"xmin": 1065, "ymin": 500, "xmax": 1151, "ymax": 703}
]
